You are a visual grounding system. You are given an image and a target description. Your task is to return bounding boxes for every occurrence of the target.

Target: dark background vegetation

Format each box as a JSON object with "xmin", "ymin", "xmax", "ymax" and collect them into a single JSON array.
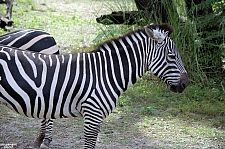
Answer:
[
  {"xmin": 0, "ymin": 0, "xmax": 224, "ymax": 148},
  {"xmin": 134, "ymin": 0, "xmax": 225, "ymax": 85}
]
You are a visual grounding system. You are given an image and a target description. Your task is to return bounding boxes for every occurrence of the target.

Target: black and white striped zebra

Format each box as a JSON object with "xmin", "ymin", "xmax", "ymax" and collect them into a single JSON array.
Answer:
[
  {"xmin": 0, "ymin": 28, "xmax": 59, "ymax": 54},
  {"xmin": 0, "ymin": 28, "xmax": 58, "ymax": 148},
  {"xmin": 0, "ymin": 24, "xmax": 189, "ymax": 149}
]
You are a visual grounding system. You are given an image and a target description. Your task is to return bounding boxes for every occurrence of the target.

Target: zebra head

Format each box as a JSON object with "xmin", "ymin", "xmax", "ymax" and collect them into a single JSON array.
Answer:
[{"xmin": 144, "ymin": 24, "xmax": 189, "ymax": 93}]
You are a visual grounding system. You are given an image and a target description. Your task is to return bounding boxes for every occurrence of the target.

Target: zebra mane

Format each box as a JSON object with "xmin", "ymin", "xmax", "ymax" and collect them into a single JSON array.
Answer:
[{"xmin": 92, "ymin": 23, "xmax": 173, "ymax": 53}]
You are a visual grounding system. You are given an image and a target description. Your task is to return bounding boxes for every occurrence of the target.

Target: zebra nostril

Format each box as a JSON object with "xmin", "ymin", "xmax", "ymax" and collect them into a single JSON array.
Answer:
[
  {"xmin": 180, "ymin": 79, "xmax": 188, "ymax": 90},
  {"xmin": 170, "ymin": 79, "xmax": 189, "ymax": 93},
  {"xmin": 181, "ymin": 78, "xmax": 189, "ymax": 89},
  {"xmin": 180, "ymin": 73, "xmax": 189, "ymax": 89},
  {"xmin": 181, "ymin": 82, "xmax": 186, "ymax": 89}
]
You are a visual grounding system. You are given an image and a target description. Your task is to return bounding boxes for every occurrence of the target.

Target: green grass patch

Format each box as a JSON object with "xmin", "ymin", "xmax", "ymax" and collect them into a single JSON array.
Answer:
[{"xmin": 117, "ymin": 72, "xmax": 225, "ymax": 128}]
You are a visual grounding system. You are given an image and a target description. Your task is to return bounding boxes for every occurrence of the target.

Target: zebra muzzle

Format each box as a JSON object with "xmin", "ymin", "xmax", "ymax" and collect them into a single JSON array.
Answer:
[{"xmin": 170, "ymin": 73, "xmax": 189, "ymax": 93}]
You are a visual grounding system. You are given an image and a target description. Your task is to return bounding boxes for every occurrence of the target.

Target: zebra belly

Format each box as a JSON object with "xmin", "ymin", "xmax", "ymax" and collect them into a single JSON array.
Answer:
[
  {"xmin": 0, "ymin": 96, "xmax": 82, "ymax": 119},
  {"xmin": 0, "ymin": 97, "xmax": 27, "ymax": 117},
  {"xmin": 58, "ymin": 108, "xmax": 82, "ymax": 119}
]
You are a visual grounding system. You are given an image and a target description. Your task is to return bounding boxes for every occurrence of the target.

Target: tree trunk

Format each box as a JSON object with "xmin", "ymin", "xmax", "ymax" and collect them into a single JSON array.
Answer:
[
  {"xmin": 134, "ymin": 0, "xmax": 169, "ymax": 23},
  {"xmin": 96, "ymin": 0, "xmax": 175, "ymax": 25}
]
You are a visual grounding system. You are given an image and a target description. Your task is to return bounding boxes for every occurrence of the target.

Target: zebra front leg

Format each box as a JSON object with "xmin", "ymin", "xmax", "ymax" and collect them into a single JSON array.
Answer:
[
  {"xmin": 82, "ymin": 101, "xmax": 103, "ymax": 149},
  {"xmin": 83, "ymin": 118, "xmax": 102, "ymax": 149},
  {"xmin": 40, "ymin": 119, "xmax": 53, "ymax": 149}
]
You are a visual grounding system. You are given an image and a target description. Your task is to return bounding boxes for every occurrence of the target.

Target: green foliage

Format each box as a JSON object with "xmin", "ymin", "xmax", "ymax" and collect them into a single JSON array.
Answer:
[
  {"xmin": 118, "ymin": 95, "xmax": 130, "ymax": 107},
  {"xmin": 164, "ymin": 0, "xmax": 225, "ymax": 84},
  {"xmin": 194, "ymin": 4, "xmax": 225, "ymax": 79},
  {"xmin": 141, "ymin": 106, "xmax": 156, "ymax": 115}
]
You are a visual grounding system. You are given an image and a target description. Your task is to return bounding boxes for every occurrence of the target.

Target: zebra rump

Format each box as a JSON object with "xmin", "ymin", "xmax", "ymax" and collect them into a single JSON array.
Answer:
[{"xmin": 0, "ymin": 28, "xmax": 59, "ymax": 54}]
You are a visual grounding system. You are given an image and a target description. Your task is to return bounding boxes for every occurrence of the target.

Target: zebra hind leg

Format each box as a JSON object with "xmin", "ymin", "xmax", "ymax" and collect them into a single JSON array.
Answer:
[
  {"xmin": 40, "ymin": 119, "xmax": 53, "ymax": 149},
  {"xmin": 34, "ymin": 119, "xmax": 46, "ymax": 148},
  {"xmin": 34, "ymin": 119, "xmax": 53, "ymax": 149}
]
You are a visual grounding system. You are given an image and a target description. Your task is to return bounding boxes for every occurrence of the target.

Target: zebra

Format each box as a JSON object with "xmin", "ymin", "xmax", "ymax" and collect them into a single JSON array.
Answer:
[
  {"xmin": 0, "ymin": 23, "xmax": 189, "ymax": 149},
  {"xmin": 0, "ymin": 28, "xmax": 59, "ymax": 148},
  {"xmin": 0, "ymin": 28, "xmax": 59, "ymax": 54}
]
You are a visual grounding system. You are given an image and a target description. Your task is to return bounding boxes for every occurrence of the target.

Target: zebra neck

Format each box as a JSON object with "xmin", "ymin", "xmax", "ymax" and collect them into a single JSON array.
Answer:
[{"xmin": 93, "ymin": 30, "xmax": 148, "ymax": 92}]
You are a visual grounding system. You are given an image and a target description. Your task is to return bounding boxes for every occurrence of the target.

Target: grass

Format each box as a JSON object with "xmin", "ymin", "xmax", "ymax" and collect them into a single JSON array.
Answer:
[
  {"xmin": 0, "ymin": 0, "xmax": 225, "ymax": 148},
  {"xmin": 108, "ymin": 76, "xmax": 225, "ymax": 148},
  {"xmin": 121, "ymin": 75, "xmax": 225, "ymax": 125}
]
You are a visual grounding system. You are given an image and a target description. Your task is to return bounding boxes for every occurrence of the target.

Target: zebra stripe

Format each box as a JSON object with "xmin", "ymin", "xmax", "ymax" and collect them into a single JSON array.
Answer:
[
  {"xmin": 0, "ymin": 29, "xmax": 59, "ymax": 54},
  {"xmin": 0, "ymin": 24, "xmax": 189, "ymax": 149}
]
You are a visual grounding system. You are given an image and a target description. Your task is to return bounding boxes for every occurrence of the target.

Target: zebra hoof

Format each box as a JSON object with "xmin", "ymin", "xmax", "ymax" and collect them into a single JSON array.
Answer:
[
  {"xmin": 40, "ymin": 144, "xmax": 49, "ymax": 149},
  {"xmin": 40, "ymin": 139, "xmax": 50, "ymax": 149},
  {"xmin": 34, "ymin": 134, "xmax": 45, "ymax": 147}
]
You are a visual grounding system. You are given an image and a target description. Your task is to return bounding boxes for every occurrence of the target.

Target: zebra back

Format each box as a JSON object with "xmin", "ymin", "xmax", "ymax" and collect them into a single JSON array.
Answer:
[{"xmin": 0, "ymin": 29, "xmax": 59, "ymax": 54}]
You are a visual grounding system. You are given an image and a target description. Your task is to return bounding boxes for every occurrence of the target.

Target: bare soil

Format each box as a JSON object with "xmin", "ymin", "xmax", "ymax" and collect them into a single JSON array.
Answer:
[{"xmin": 0, "ymin": 105, "xmax": 170, "ymax": 149}]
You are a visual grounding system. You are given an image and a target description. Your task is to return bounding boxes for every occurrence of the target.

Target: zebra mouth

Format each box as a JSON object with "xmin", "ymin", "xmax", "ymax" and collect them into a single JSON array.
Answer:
[
  {"xmin": 170, "ymin": 85, "xmax": 185, "ymax": 93},
  {"xmin": 169, "ymin": 73, "xmax": 189, "ymax": 93}
]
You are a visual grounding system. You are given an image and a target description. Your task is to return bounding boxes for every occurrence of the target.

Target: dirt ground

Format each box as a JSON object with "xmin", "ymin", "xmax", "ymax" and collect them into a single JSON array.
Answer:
[{"xmin": 0, "ymin": 106, "xmax": 163, "ymax": 149}]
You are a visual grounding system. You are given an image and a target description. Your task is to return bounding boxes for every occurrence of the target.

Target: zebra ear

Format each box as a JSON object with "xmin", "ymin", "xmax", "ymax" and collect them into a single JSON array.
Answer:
[
  {"xmin": 144, "ymin": 27, "xmax": 166, "ymax": 43},
  {"xmin": 144, "ymin": 27, "xmax": 154, "ymax": 38}
]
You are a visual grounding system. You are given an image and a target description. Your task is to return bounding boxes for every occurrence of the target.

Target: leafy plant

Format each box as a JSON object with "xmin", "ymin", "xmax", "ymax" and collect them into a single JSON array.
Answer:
[
  {"xmin": 141, "ymin": 106, "xmax": 156, "ymax": 115},
  {"xmin": 118, "ymin": 95, "xmax": 131, "ymax": 107}
]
